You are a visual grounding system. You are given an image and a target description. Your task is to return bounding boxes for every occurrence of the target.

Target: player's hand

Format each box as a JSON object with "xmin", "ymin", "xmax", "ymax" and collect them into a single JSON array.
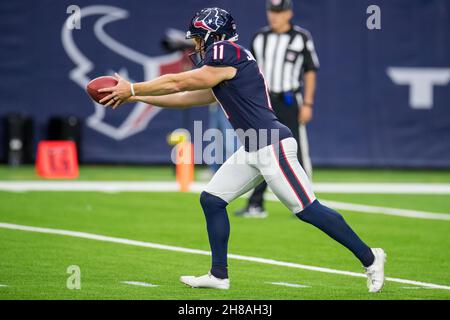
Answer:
[
  {"xmin": 299, "ymin": 104, "xmax": 313, "ymax": 124},
  {"xmin": 98, "ymin": 73, "xmax": 132, "ymax": 109}
]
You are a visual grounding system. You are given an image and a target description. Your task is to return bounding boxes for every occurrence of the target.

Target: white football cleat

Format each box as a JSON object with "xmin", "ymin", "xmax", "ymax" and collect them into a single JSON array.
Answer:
[
  {"xmin": 180, "ymin": 272, "xmax": 230, "ymax": 290},
  {"xmin": 243, "ymin": 206, "xmax": 268, "ymax": 218},
  {"xmin": 235, "ymin": 206, "xmax": 268, "ymax": 218},
  {"xmin": 365, "ymin": 248, "xmax": 387, "ymax": 293}
]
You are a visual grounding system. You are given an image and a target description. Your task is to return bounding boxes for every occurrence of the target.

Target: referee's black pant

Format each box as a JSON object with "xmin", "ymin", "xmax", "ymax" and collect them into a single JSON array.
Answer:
[{"xmin": 247, "ymin": 92, "xmax": 307, "ymax": 209}]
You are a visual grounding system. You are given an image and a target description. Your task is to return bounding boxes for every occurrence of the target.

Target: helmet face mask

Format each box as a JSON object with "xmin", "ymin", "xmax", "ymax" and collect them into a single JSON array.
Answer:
[
  {"xmin": 188, "ymin": 36, "xmax": 207, "ymax": 66},
  {"xmin": 186, "ymin": 7, "xmax": 238, "ymax": 66}
]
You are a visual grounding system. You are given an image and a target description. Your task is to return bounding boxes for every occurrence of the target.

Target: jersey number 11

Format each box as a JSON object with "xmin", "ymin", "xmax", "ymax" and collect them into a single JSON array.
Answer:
[{"xmin": 213, "ymin": 44, "xmax": 224, "ymax": 60}]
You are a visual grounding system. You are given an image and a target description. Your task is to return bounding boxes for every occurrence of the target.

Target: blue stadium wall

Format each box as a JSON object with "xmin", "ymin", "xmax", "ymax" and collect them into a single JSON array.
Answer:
[{"xmin": 0, "ymin": 0, "xmax": 449, "ymax": 167}]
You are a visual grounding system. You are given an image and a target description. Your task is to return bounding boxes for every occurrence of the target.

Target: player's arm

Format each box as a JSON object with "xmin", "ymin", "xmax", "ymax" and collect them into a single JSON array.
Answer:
[
  {"xmin": 126, "ymin": 89, "xmax": 216, "ymax": 109},
  {"xmin": 99, "ymin": 66, "xmax": 235, "ymax": 108},
  {"xmin": 134, "ymin": 66, "xmax": 236, "ymax": 96}
]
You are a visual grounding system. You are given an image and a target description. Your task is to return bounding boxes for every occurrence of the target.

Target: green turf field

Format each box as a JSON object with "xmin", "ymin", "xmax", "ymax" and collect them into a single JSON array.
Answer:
[
  {"xmin": 0, "ymin": 165, "xmax": 449, "ymax": 299},
  {"xmin": 2, "ymin": 164, "xmax": 450, "ymax": 182}
]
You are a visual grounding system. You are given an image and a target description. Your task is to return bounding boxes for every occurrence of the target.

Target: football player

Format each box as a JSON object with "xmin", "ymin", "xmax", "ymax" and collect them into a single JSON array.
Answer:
[{"xmin": 99, "ymin": 7, "xmax": 386, "ymax": 292}]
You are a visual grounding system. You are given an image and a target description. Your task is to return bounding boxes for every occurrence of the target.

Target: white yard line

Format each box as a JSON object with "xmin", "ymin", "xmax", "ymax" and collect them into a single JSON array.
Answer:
[
  {"xmin": 121, "ymin": 281, "xmax": 159, "ymax": 287},
  {"xmin": 0, "ymin": 284, "xmax": 8, "ymax": 287},
  {"xmin": 267, "ymin": 282, "xmax": 310, "ymax": 288},
  {"xmin": 320, "ymin": 199, "xmax": 450, "ymax": 221},
  {"xmin": 1, "ymin": 181, "xmax": 450, "ymax": 194},
  {"xmin": 1, "ymin": 181, "xmax": 449, "ymax": 221},
  {"xmin": 264, "ymin": 193, "xmax": 450, "ymax": 221},
  {"xmin": 312, "ymin": 183, "xmax": 450, "ymax": 195},
  {"xmin": 0, "ymin": 181, "xmax": 185, "ymax": 192},
  {"xmin": 0, "ymin": 222, "xmax": 449, "ymax": 291}
]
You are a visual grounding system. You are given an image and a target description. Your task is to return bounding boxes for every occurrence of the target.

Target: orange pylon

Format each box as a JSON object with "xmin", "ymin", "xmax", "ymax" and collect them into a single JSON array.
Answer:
[
  {"xmin": 168, "ymin": 129, "xmax": 194, "ymax": 192},
  {"xmin": 175, "ymin": 141, "xmax": 194, "ymax": 192}
]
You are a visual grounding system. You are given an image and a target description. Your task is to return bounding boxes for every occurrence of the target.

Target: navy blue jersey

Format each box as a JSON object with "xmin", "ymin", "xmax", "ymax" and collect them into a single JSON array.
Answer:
[{"xmin": 200, "ymin": 41, "xmax": 292, "ymax": 151}]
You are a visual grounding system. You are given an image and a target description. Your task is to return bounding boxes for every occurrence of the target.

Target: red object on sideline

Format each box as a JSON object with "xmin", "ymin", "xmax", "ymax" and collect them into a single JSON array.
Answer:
[{"xmin": 36, "ymin": 141, "xmax": 79, "ymax": 179}]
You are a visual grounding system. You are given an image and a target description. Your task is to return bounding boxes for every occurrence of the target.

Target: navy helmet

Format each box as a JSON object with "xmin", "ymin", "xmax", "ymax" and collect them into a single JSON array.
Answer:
[{"xmin": 186, "ymin": 7, "xmax": 238, "ymax": 50}]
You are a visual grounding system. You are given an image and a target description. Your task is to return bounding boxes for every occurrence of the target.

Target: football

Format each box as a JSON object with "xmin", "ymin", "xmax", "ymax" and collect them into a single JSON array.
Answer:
[{"xmin": 86, "ymin": 76, "xmax": 118, "ymax": 104}]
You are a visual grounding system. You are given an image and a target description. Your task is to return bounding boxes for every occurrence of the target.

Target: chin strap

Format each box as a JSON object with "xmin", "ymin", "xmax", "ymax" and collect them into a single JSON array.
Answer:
[{"xmin": 203, "ymin": 31, "xmax": 211, "ymax": 46}]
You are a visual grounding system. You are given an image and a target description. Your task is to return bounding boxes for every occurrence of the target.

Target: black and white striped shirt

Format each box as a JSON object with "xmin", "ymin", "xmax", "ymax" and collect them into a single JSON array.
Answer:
[{"xmin": 251, "ymin": 25, "xmax": 319, "ymax": 94}]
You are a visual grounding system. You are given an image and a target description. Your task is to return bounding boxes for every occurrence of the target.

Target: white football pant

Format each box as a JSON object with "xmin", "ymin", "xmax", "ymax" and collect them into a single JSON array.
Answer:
[{"xmin": 204, "ymin": 137, "xmax": 316, "ymax": 213}]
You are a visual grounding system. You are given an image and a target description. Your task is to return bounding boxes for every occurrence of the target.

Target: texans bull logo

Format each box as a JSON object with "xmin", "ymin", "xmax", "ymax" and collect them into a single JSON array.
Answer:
[
  {"xmin": 62, "ymin": 5, "xmax": 189, "ymax": 140},
  {"xmin": 193, "ymin": 8, "xmax": 225, "ymax": 32}
]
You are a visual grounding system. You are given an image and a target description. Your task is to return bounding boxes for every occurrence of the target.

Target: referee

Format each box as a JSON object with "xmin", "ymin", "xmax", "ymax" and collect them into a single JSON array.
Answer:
[{"xmin": 235, "ymin": 0, "xmax": 319, "ymax": 218}]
